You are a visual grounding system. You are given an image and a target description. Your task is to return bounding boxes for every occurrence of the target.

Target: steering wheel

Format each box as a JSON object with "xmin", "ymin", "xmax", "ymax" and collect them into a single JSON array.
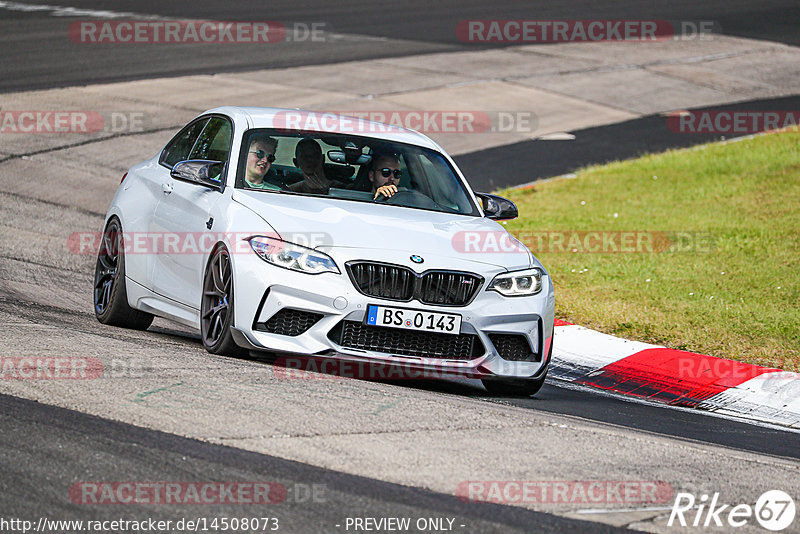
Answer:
[{"xmin": 375, "ymin": 189, "xmax": 443, "ymax": 210}]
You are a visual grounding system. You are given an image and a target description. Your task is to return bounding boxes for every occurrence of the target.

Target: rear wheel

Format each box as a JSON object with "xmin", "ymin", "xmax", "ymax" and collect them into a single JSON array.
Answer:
[
  {"xmin": 93, "ymin": 217, "xmax": 154, "ymax": 330},
  {"xmin": 201, "ymin": 246, "xmax": 244, "ymax": 355}
]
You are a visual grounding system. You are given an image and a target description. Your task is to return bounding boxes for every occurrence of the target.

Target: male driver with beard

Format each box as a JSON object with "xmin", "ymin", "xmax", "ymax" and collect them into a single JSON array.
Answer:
[{"xmin": 369, "ymin": 154, "xmax": 404, "ymax": 199}]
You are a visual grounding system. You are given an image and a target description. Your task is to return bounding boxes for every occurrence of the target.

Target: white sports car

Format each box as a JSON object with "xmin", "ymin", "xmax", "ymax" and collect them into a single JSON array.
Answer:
[{"xmin": 94, "ymin": 107, "xmax": 555, "ymax": 395}]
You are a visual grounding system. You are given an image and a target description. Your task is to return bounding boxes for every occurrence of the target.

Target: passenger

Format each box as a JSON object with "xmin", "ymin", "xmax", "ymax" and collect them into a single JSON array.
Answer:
[
  {"xmin": 244, "ymin": 135, "xmax": 281, "ymax": 190},
  {"xmin": 289, "ymin": 138, "xmax": 335, "ymax": 194},
  {"xmin": 370, "ymin": 154, "xmax": 404, "ymax": 199}
]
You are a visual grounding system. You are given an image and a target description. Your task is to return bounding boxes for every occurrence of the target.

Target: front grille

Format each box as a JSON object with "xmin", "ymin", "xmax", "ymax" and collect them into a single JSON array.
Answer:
[
  {"xmin": 418, "ymin": 271, "xmax": 481, "ymax": 306},
  {"xmin": 489, "ymin": 334, "xmax": 540, "ymax": 362},
  {"xmin": 328, "ymin": 320, "xmax": 484, "ymax": 360},
  {"xmin": 256, "ymin": 308, "xmax": 322, "ymax": 336},
  {"xmin": 347, "ymin": 262, "xmax": 415, "ymax": 301},
  {"xmin": 347, "ymin": 262, "xmax": 483, "ymax": 307}
]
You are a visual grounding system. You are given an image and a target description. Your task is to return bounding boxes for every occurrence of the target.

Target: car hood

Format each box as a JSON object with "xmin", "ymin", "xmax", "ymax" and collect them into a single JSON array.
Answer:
[{"xmin": 232, "ymin": 190, "xmax": 532, "ymax": 270}]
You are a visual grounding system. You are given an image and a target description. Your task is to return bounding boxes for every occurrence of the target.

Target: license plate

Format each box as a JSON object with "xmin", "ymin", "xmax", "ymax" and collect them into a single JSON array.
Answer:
[{"xmin": 365, "ymin": 305, "xmax": 461, "ymax": 335}]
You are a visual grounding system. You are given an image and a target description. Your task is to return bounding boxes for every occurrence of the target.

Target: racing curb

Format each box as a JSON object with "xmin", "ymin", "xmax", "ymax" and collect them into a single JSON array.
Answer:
[{"xmin": 550, "ymin": 320, "xmax": 800, "ymax": 429}]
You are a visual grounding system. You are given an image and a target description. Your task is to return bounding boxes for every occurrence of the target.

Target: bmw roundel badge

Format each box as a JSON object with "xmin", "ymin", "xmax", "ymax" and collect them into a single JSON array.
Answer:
[{"xmin": 410, "ymin": 255, "xmax": 424, "ymax": 264}]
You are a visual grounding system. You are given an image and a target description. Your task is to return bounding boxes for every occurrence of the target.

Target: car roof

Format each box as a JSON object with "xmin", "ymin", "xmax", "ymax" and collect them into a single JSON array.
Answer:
[{"xmin": 202, "ymin": 106, "xmax": 442, "ymax": 150}]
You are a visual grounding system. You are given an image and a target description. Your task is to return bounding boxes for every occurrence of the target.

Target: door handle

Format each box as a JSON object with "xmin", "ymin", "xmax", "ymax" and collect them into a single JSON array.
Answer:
[{"xmin": 161, "ymin": 183, "xmax": 173, "ymax": 194}]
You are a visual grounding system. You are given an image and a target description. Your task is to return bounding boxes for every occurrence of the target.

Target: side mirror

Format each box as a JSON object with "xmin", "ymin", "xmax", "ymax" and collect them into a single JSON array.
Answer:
[
  {"xmin": 171, "ymin": 160, "xmax": 224, "ymax": 190},
  {"xmin": 475, "ymin": 192, "xmax": 518, "ymax": 220}
]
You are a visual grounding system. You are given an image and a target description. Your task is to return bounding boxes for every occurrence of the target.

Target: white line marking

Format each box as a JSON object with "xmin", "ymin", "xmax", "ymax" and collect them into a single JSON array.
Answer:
[
  {"xmin": 575, "ymin": 505, "xmax": 674, "ymax": 515},
  {"xmin": 0, "ymin": 1, "xmax": 163, "ymax": 19},
  {"xmin": 536, "ymin": 132, "xmax": 576, "ymax": 141},
  {"xmin": 0, "ymin": 1, "xmax": 388, "ymax": 42}
]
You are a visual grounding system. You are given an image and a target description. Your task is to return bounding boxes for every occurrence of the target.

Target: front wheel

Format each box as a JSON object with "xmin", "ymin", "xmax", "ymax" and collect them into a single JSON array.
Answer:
[
  {"xmin": 201, "ymin": 246, "xmax": 244, "ymax": 355},
  {"xmin": 93, "ymin": 217, "xmax": 154, "ymax": 330}
]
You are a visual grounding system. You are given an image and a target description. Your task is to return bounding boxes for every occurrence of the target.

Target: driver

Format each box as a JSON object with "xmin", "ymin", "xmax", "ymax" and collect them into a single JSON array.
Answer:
[{"xmin": 369, "ymin": 154, "xmax": 404, "ymax": 200}]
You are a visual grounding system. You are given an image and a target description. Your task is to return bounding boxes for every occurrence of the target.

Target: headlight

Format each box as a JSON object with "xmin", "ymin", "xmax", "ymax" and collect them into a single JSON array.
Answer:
[
  {"xmin": 488, "ymin": 268, "xmax": 543, "ymax": 297},
  {"xmin": 248, "ymin": 236, "xmax": 340, "ymax": 275}
]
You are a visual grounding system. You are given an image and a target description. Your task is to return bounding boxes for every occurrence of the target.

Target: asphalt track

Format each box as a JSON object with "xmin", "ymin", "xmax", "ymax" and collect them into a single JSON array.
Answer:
[
  {"xmin": 0, "ymin": 393, "xmax": 628, "ymax": 534},
  {"xmin": 2, "ymin": 2, "xmax": 800, "ymax": 533},
  {"xmin": 453, "ymin": 94, "xmax": 800, "ymax": 191},
  {"xmin": 1, "ymin": 0, "xmax": 799, "ymax": 92},
  {"xmin": 414, "ymin": 379, "xmax": 800, "ymax": 461}
]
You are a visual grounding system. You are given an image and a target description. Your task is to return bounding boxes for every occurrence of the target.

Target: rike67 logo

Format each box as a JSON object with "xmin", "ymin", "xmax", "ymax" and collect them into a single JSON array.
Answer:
[{"xmin": 669, "ymin": 490, "xmax": 795, "ymax": 531}]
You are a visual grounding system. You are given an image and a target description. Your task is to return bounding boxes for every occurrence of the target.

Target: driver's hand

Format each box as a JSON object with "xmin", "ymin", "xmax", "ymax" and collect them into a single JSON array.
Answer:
[{"xmin": 374, "ymin": 184, "xmax": 398, "ymax": 199}]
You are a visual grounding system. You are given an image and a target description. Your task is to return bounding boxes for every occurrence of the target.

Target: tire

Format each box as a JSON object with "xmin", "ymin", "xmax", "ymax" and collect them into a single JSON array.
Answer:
[
  {"xmin": 200, "ymin": 245, "xmax": 245, "ymax": 356},
  {"xmin": 93, "ymin": 217, "xmax": 154, "ymax": 330}
]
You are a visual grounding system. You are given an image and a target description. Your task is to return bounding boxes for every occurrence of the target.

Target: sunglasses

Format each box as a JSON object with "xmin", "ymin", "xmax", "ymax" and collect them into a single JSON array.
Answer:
[
  {"xmin": 377, "ymin": 168, "xmax": 402, "ymax": 179},
  {"xmin": 250, "ymin": 150, "xmax": 276, "ymax": 163}
]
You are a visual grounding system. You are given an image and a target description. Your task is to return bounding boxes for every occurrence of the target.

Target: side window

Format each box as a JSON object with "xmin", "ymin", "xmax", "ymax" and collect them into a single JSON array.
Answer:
[
  {"xmin": 415, "ymin": 153, "xmax": 464, "ymax": 211},
  {"xmin": 189, "ymin": 117, "xmax": 233, "ymax": 162},
  {"xmin": 396, "ymin": 154, "xmax": 411, "ymax": 189},
  {"xmin": 161, "ymin": 119, "xmax": 208, "ymax": 168}
]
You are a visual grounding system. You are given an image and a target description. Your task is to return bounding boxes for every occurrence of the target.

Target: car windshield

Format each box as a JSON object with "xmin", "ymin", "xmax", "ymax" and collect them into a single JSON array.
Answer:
[{"xmin": 235, "ymin": 129, "xmax": 480, "ymax": 216}]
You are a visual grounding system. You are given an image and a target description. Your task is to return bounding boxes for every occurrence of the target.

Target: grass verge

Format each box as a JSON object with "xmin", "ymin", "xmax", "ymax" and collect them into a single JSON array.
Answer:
[{"xmin": 502, "ymin": 130, "xmax": 799, "ymax": 370}]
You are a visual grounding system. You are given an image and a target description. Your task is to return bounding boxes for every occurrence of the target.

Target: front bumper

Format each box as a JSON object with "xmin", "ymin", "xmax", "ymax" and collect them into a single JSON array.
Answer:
[{"xmin": 231, "ymin": 248, "xmax": 555, "ymax": 380}]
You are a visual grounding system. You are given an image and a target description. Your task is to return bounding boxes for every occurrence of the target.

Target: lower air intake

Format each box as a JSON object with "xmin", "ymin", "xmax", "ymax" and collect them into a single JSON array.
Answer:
[
  {"xmin": 488, "ymin": 334, "xmax": 539, "ymax": 362},
  {"xmin": 328, "ymin": 320, "xmax": 483, "ymax": 360},
  {"xmin": 257, "ymin": 308, "xmax": 323, "ymax": 337}
]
